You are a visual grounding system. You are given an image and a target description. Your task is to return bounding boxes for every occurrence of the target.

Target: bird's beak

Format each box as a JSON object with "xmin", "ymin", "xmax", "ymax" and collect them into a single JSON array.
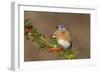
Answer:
[{"xmin": 56, "ymin": 26, "xmax": 58, "ymax": 28}]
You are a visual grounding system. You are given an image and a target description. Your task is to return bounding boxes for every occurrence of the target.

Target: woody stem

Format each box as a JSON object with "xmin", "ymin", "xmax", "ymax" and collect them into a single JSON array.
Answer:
[{"xmin": 40, "ymin": 37, "xmax": 54, "ymax": 48}]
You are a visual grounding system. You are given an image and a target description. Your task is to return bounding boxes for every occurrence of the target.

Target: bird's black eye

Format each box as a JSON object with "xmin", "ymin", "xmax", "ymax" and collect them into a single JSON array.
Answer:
[{"xmin": 61, "ymin": 26, "xmax": 64, "ymax": 28}]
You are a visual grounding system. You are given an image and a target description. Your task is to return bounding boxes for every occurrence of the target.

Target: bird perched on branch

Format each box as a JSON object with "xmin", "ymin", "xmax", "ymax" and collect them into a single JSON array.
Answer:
[{"xmin": 54, "ymin": 24, "xmax": 72, "ymax": 49}]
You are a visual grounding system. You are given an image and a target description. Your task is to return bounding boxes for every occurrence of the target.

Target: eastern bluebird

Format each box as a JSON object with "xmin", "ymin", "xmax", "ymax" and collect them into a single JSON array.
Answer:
[{"xmin": 54, "ymin": 24, "xmax": 72, "ymax": 49}]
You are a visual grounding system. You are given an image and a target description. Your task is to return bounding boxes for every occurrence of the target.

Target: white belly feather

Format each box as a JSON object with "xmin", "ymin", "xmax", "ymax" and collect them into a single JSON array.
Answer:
[{"xmin": 58, "ymin": 39, "xmax": 70, "ymax": 49}]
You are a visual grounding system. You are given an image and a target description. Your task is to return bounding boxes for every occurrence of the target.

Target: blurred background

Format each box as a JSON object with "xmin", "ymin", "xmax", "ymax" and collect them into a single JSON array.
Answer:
[{"xmin": 24, "ymin": 11, "xmax": 90, "ymax": 61}]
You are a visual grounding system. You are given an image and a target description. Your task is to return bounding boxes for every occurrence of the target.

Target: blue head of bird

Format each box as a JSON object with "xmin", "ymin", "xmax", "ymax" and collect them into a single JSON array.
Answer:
[{"xmin": 57, "ymin": 24, "xmax": 66, "ymax": 32}]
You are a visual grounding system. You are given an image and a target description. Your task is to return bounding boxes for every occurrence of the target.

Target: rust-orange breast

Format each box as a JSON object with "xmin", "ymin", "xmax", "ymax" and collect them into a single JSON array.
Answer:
[{"xmin": 56, "ymin": 31, "xmax": 72, "ymax": 43}]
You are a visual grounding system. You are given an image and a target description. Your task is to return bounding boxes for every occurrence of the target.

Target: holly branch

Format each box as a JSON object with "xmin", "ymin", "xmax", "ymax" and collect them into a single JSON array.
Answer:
[{"xmin": 24, "ymin": 19, "xmax": 79, "ymax": 59}]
